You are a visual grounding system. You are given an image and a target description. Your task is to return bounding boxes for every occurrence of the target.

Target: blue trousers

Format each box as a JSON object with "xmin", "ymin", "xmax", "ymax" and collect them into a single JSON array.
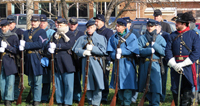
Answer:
[
  {"xmin": 102, "ymin": 69, "xmax": 109, "ymax": 102},
  {"xmin": 160, "ymin": 65, "xmax": 168, "ymax": 102},
  {"xmin": 14, "ymin": 74, "xmax": 20, "ymax": 100},
  {"xmin": 55, "ymin": 72, "xmax": 74, "ymax": 105},
  {"xmin": 28, "ymin": 72, "xmax": 43, "ymax": 102},
  {"xmin": 0, "ymin": 68, "xmax": 15, "ymax": 101},
  {"xmin": 73, "ymin": 71, "xmax": 81, "ymax": 101},
  {"xmin": 118, "ymin": 89, "xmax": 132, "ymax": 106},
  {"xmin": 87, "ymin": 89, "xmax": 102, "ymax": 106},
  {"xmin": 146, "ymin": 92, "xmax": 160, "ymax": 106},
  {"xmin": 41, "ymin": 69, "xmax": 51, "ymax": 102}
]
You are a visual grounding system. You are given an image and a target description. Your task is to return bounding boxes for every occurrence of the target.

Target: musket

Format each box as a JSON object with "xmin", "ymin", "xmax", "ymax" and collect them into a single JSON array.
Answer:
[
  {"xmin": 171, "ymin": 100, "xmax": 175, "ymax": 106},
  {"xmin": 49, "ymin": 37, "xmax": 56, "ymax": 106},
  {"xmin": 110, "ymin": 38, "xmax": 125, "ymax": 106},
  {"xmin": 138, "ymin": 53, "xmax": 153, "ymax": 106},
  {"xmin": 78, "ymin": 37, "xmax": 91, "ymax": 106},
  {"xmin": 16, "ymin": 34, "xmax": 25, "ymax": 105}
]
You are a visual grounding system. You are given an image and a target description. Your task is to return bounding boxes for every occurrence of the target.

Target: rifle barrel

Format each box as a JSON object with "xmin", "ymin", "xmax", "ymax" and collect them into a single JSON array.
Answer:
[
  {"xmin": 138, "ymin": 53, "xmax": 153, "ymax": 106},
  {"xmin": 49, "ymin": 53, "xmax": 55, "ymax": 105}
]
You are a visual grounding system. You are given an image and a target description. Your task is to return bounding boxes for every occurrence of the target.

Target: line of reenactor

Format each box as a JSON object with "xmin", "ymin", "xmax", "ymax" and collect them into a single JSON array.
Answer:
[{"xmin": 0, "ymin": 9, "xmax": 200, "ymax": 106}]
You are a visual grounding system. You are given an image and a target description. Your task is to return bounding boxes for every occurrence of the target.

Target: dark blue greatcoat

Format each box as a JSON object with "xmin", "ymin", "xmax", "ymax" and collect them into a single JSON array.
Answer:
[
  {"xmin": 0, "ymin": 31, "xmax": 19, "ymax": 76},
  {"xmin": 165, "ymin": 30, "xmax": 200, "ymax": 94},
  {"xmin": 96, "ymin": 26, "xmax": 113, "ymax": 41},
  {"xmin": 23, "ymin": 27, "xmax": 47, "ymax": 76},
  {"xmin": 52, "ymin": 31, "xmax": 76, "ymax": 73}
]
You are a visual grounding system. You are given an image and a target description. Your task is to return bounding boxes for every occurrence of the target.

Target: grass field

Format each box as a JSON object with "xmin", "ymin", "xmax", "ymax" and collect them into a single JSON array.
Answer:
[{"xmin": 5, "ymin": 69, "xmax": 173, "ymax": 106}]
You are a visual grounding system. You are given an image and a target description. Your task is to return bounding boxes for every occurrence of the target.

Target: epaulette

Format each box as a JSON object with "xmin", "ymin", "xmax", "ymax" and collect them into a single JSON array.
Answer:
[{"xmin": 196, "ymin": 32, "xmax": 198, "ymax": 35}]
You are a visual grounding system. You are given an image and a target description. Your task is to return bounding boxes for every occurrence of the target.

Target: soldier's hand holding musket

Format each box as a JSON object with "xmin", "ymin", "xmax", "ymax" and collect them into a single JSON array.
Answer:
[
  {"xmin": 48, "ymin": 42, "xmax": 56, "ymax": 54},
  {"xmin": 0, "ymin": 41, "xmax": 6, "ymax": 53},
  {"xmin": 83, "ymin": 44, "xmax": 92, "ymax": 56}
]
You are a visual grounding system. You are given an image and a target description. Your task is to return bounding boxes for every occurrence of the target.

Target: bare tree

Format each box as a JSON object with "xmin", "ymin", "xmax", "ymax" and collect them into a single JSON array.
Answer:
[{"xmin": 26, "ymin": 0, "xmax": 33, "ymax": 29}]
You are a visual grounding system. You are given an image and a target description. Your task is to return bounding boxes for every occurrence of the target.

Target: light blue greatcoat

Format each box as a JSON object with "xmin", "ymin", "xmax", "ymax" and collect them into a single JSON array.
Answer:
[
  {"xmin": 107, "ymin": 28, "xmax": 139, "ymax": 90},
  {"xmin": 72, "ymin": 31, "xmax": 107, "ymax": 90},
  {"xmin": 138, "ymin": 34, "xmax": 166, "ymax": 94}
]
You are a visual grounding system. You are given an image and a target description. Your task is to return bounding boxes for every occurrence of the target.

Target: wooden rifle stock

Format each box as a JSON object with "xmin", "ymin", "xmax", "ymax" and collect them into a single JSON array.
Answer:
[
  {"xmin": 49, "ymin": 39, "xmax": 56, "ymax": 106},
  {"xmin": 16, "ymin": 34, "xmax": 25, "ymax": 105},
  {"xmin": 171, "ymin": 100, "xmax": 175, "ymax": 106},
  {"xmin": 110, "ymin": 40, "xmax": 121, "ymax": 106},
  {"xmin": 78, "ymin": 39, "xmax": 91, "ymax": 106},
  {"xmin": 138, "ymin": 53, "xmax": 153, "ymax": 106},
  {"xmin": 25, "ymin": 90, "xmax": 32, "ymax": 103}
]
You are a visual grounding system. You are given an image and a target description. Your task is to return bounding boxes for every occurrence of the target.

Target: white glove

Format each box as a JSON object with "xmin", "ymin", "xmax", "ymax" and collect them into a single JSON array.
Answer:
[
  {"xmin": 83, "ymin": 50, "xmax": 91, "ymax": 56},
  {"xmin": 86, "ymin": 44, "xmax": 93, "ymax": 51},
  {"xmin": 0, "ymin": 47, "xmax": 5, "ymax": 53},
  {"xmin": 48, "ymin": 48, "xmax": 55, "ymax": 54},
  {"xmin": 152, "ymin": 42, "xmax": 155, "ymax": 46},
  {"xmin": 177, "ymin": 57, "xmax": 193, "ymax": 68},
  {"xmin": 20, "ymin": 40, "xmax": 26, "ymax": 47},
  {"xmin": 19, "ymin": 45, "xmax": 24, "ymax": 51},
  {"xmin": 117, "ymin": 48, "xmax": 122, "ymax": 54},
  {"xmin": 116, "ymin": 53, "xmax": 121, "ymax": 59},
  {"xmin": 50, "ymin": 42, "xmax": 56, "ymax": 49},
  {"xmin": 151, "ymin": 48, "xmax": 155, "ymax": 53},
  {"xmin": 167, "ymin": 57, "xmax": 183, "ymax": 74},
  {"xmin": 1, "ymin": 41, "xmax": 7, "ymax": 48}
]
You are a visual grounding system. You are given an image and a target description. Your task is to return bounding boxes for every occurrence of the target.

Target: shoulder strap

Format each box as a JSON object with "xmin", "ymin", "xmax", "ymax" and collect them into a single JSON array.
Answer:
[
  {"xmin": 173, "ymin": 31, "xmax": 188, "ymax": 41},
  {"xmin": 74, "ymin": 29, "xmax": 79, "ymax": 37},
  {"xmin": 45, "ymin": 28, "xmax": 49, "ymax": 31},
  {"xmin": 124, "ymin": 31, "xmax": 132, "ymax": 40},
  {"xmin": 28, "ymin": 27, "xmax": 41, "ymax": 42}
]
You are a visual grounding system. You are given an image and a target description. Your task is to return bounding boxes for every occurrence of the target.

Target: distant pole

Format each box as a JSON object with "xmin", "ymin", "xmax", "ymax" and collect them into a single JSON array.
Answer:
[{"xmin": 26, "ymin": 0, "xmax": 33, "ymax": 29}]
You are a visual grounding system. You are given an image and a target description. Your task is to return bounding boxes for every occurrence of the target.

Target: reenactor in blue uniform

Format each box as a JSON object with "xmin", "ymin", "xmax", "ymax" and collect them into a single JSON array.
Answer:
[
  {"xmin": 48, "ymin": 18, "xmax": 76, "ymax": 106},
  {"xmin": 72, "ymin": 19, "xmax": 107, "ymax": 106},
  {"xmin": 123, "ymin": 17, "xmax": 140, "ymax": 38},
  {"xmin": 107, "ymin": 18, "xmax": 139, "ymax": 106},
  {"xmin": 155, "ymin": 21, "xmax": 170, "ymax": 102},
  {"xmin": 20, "ymin": 16, "xmax": 47, "ymax": 106},
  {"xmin": 93, "ymin": 14, "xmax": 113, "ymax": 104},
  {"xmin": 166, "ymin": 12, "xmax": 200, "ymax": 106},
  {"xmin": 39, "ymin": 14, "xmax": 55, "ymax": 103},
  {"xmin": 68, "ymin": 17, "xmax": 84, "ymax": 103},
  {"xmin": 138, "ymin": 19, "xmax": 166, "ymax": 106},
  {"xmin": 185, "ymin": 11, "xmax": 200, "ymax": 105},
  {"xmin": 122, "ymin": 17, "xmax": 140, "ymax": 103},
  {"xmin": 0, "ymin": 20, "xmax": 19, "ymax": 106},
  {"xmin": 6, "ymin": 15, "xmax": 24, "ymax": 102},
  {"xmin": 154, "ymin": 9, "xmax": 171, "ymax": 33},
  {"xmin": 53, "ymin": 16, "xmax": 62, "ymax": 31}
]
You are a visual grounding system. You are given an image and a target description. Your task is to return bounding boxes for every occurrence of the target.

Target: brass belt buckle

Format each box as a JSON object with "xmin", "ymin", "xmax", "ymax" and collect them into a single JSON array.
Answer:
[
  {"xmin": 2, "ymin": 52, "xmax": 6, "ymax": 56},
  {"xmin": 145, "ymin": 58, "xmax": 149, "ymax": 61},
  {"xmin": 28, "ymin": 51, "xmax": 32, "ymax": 54},
  {"xmin": 178, "ymin": 57, "xmax": 184, "ymax": 60}
]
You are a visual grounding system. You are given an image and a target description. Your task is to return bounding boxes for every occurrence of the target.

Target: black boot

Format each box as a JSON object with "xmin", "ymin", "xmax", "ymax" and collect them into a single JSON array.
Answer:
[
  {"xmin": 181, "ymin": 90, "xmax": 193, "ymax": 106},
  {"xmin": 4, "ymin": 100, "xmax": 12, "ymax": 106},
  {"xmin": 172, "ymin": 92, "xmax": 178, "ymax": 106},
  {"xmin": 33, "ymin": 101, "xmax": 40, "ymax": 106},
  {"xmin": 57, "ymin": 103, "xmax": 62, "ymax": 106}
]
